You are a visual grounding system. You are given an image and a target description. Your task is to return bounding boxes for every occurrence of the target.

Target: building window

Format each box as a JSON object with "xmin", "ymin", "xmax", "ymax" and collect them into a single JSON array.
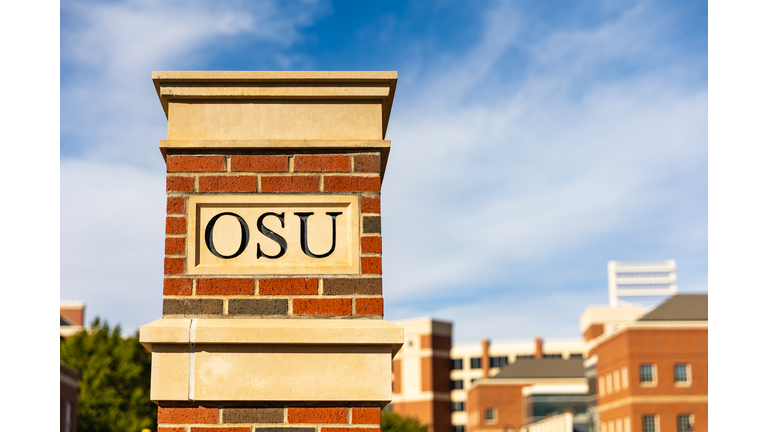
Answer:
[
  {"xmin": 608, "ymin": 419, "xmax": 615, "ymax": 432},
  {"xmin": 490, "ymin": 356, "xmax": 508, "ymax": 368},
  {"xmin": 452, "ymin": 402, "xmax": 465, "ymax": 412},
  {"xmin": 484, "ymin": 408, "xmax": 496, "ymax": 423},
  {"xmin": 674, "ymin": 364, "xmax": 691, "ymax": 384},
  {"xmin": 642, "ymin": 415, "xmax": 657, "ymax": 432},
  {"xmin": 616, "ymin": 418, "xmax": 623, "ymax": 432},
  {"xmin": 570, "ymin": 353, "xmax": 583, "ymax": 359},
  {"xmin": 624, "ymin": 416, "xmax": 631, "ymax": 432},
  {"xmin": 677, "ymin": 414, "xmax": 693, "ymax": 432},
  {"xmin": 452, "ymin": 426, "xmax": 466, "ymax": 432},
  {"xmin": 640, "ymin": 364, "xmax": 656, "ymax": 384},
  {"xmin": 598, "ymin": 375, "xmax": 605, "ymax": 396},
  {"xmin": 451, "ymin": 379, "xmax": 464, "ymax": 390},
  {"xmin": 613, "ymin": 369, "xmax": 621, "ymax": 393},
  {"xmin": 470, "ymin": 357, "xmax": 482, "ymax": 369},
  {"xmin": 606, "ymin": 373, "xmax": 613, "ymax": 394},
  {"xmin": 543, "ymin": 353, "xmax": 562, "ymax": 359},
  {"xmin": 451, "ymin": 358, "xmax": 464, "ymax": 370},
  {"xmin": 621, "ymin": 366, "xmax": 629, "ymax": 389},
  {"xmin": 517, "ymin": 354, "xmax": 534, "ymax": 360}
]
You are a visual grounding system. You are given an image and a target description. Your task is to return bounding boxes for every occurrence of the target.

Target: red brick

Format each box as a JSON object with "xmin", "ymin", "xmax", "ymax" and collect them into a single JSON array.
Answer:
[
  {"xmin": 356, "ymin": 298, "xmax": 383, "ymax": 316},
  {"xmin": 353, "ymin": 155, "xmax": 381, "ymax": 173},
  {"xmin": 158, "ymin": 406, "xmax": 217, "ymax": 424},
  {"xmin": 190, "ymin": 428, "xmax": 250, "ymax": 432},
  {"xmin": 167, "ymin": 197, "xmax": 186, "ymax": 214},
  {"xmin": 361, "ymin": 237, "xmax": 382, "ymax": 254},
  {"xmin": 167, "ymin": 156, "xmax": 226, "ymax": 173},
  {"xmin": 165, "ymin": 237, "xmax": 185, "ymax": 255},
  {"xmin": 164, "ymin": 258, "xmax": 185, "ymax": 275},
  {"xmin": 294, "ymin": 155, "xmax": 351, "ymax": 172},
  {"xmin": 260, "ymin": 278, "xmax": 318, "ymax": 295},
  {"xmin": 166, "ymin": 217, "xmax": 186, "ymax": 234},
  {"xmin": 167, "ymin": 176, "xmax": 194, "ymax": 192},
  {"xmin": 158, "ymin": 428, "xmax": 187, "ymax": 432},
  {"xmin": 197, "ymin": 278, "xmax": 255, "ymax": 295},
  {"xmin": 324, "ymin": 429, "xmax": 380, "ymax": 432},
  {"xmin": 262, "ymin": 176, "xmax": 319, "ymax": 192},
  {"xmin": 199, "ymin": 175, "xmax": 257, "ymax": 192},
  {"xmin": 361, "ymin": 257, "xmax": 382, "ymax": 274},
  {"xmin": 324, "ymin": 176, "xmax": 380, "ymax": 193},
  {"xmin": 293, "ymin": 298, "xmax": 352, "ymax": 316},
  {"xmin": 361, "ymin": 197, "xmax": 380, "ymax": 213},
  {"xmin": 231, "ymin": 155, "xmax": 289, "ymax": 172},
  {"xmin": 163, "ymin": 278, "xmax": 193, "ymax": 296},
  {"xmin": 352, "ymin": 407, "xmax": 381, "ymax": 424},
  {"xmin": 288, "ymin": 407, "xmax": 347, "ymax": 424}
]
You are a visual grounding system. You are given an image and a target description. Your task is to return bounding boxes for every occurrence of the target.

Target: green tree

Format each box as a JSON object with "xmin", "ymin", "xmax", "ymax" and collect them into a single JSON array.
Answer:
[
  {"xmin": 381, "ymin": 408, "xmax": 430, "ymax": 432},
  {"xmin": 60, "ymin": 317, "xmax": 156, "ymax": 432}
]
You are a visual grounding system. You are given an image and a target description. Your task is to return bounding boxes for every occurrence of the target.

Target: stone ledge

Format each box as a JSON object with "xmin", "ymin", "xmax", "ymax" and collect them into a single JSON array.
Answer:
[{"xmin": 141, "ymin": 318, "xmax": 403, "ymax": 352}]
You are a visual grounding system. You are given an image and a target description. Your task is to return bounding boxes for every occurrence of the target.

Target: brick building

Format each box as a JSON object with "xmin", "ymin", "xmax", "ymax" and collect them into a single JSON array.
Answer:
[
  {"xmin": 581, "ymin": 295, "xmax": 708, "ymax": 432},
  {"xmin": 60, "ymin": 302, "xmax": 83, "ymax": 432},
  {"xmin": 466, "ymin": 357, "xmax": 589, "ymax": 432},
  {"xmin": 391, "ymin": 318, "xmax": 453, "ymax": 432},
  {"xmin": 391, "ymin": 318, "xmax": 584, "ymax": 432},
  {"xmin": 450, "ymin": 337, "xmax": 584, "ymax": 432},
  {"xmin": 60, "ymin": 364, "xmax": 79, "ymax": 432},
  {"xmin": 60, "ymin": 301, "xmax": 85, "ymax": 339}
]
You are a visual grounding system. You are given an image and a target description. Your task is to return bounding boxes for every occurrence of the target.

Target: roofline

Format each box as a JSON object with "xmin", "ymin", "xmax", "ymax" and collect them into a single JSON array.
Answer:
[{"xmin": 584, "ymin": 320, "xmax": 708, "ymax": 353}]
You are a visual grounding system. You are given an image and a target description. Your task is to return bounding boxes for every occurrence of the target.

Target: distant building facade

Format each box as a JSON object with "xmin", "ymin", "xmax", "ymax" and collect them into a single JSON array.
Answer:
[
  {"xmin": 60, "ymin": 302, "xmax": 83, "ymax": 432},
  {"xmin": 466, "ymin": 357, "xmax": 589, "ymax": 432},
  {"xmin": 391, "ymin": 318, "xmax": 584, "ymax": 432},
  {"xmin": 451, "ymin": 337, "xmax": 584, "ymax": 432},
  {"xmin": 391, "ymin": 318, "xmax": 454, "ymax": 432},
  {"xmin": 60, "ymin": 301, "xmax": 85, "ymax": 339},
  {"xmin": 60, "ymin": 364, "xmax": 79, "ymax": 432},
  {"xmin": 581, "ymin": 295, "xmax": 708, "ymax": 432}
]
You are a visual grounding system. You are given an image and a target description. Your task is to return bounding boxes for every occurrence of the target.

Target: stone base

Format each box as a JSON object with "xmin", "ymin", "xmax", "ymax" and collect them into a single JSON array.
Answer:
[{"xmin": 141, "ymin": 318, "xmax": 403, "ymax": 404}]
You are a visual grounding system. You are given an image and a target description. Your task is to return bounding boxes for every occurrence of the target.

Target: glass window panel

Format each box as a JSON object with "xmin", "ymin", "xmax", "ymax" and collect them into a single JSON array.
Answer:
[{"xmin": 640, "ymin": 364, "xmax": 654, "ymax": 382}]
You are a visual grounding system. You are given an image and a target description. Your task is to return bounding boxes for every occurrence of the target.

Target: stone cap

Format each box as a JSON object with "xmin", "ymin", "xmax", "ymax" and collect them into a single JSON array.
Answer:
[
  {"xmin": 140, "ymin": 318, "xmax": 404, "ymax": 354},
  {"xmin": 152, "ymin": 71, "xmax": 398, "ymax": 139}
]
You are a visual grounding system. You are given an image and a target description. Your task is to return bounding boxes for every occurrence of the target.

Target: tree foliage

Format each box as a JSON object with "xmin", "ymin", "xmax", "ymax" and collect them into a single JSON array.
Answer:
[
  {"xmin": 381, "ymin": 408, "xmax": 430, "ymax": 432},
  {"xmin": 60, "ymin": 317, "xmax": 156, "ymax": 432}
]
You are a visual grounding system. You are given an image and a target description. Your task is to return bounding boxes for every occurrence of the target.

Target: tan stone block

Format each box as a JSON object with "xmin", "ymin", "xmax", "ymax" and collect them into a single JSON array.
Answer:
[
  {"xmin": 152, "ymin": 72, "xmax": 397, "ymax": 142},
  {"xmin": 193, "ymin": 344, "xmax": 393, "ymax": 401},
  {"xmin": 150, "ymin": 344, "xmax": 189, "ymax": 402},
  {"xmin": 186, "ymin": 195, "xmax": 360, "ymax": 275},
  {"xmin": 168, "ymin": 102, "xmax": 382, "ymax": 141}
]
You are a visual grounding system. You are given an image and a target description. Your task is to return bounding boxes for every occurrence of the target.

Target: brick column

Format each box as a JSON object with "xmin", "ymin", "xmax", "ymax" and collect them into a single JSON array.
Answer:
[
  {"xmin": 162, "ymin": 151, "xmax": 384, "ymax": 318},
  {"xmin": 141, "ymin": 71, "xmax": 403, "ymax": 432}
]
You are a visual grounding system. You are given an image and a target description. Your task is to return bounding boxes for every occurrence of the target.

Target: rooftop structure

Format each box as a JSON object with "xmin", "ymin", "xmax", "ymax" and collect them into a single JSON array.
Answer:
[{"xmin": 608, "ymin": 260, "xmax": 677, "ymax": 307}]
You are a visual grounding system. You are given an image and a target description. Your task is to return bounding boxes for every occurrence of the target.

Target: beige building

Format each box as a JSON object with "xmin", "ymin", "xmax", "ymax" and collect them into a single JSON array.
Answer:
[{"xmin": 392, "ymin": 318, "xmax": 585, "ymax": 432}]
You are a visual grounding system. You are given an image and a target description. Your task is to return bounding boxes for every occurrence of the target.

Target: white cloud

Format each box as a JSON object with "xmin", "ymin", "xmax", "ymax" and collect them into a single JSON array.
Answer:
[
  {"xmin": 59, "ymin": 0, "xmax": 706, "ymax": 338},
  {"xmin": 61, "ymin": 0, "xmax": 326, "ymax": 167},
  {"xmin": 380, "ymin": 0, "xmax": 708, "ymax": 322}
]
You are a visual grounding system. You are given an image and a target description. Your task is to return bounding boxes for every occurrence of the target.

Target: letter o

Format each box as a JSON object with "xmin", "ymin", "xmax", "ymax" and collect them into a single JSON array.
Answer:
[{"xmin": 204, "ymin": 212, "xmax": 250, "ymax": 259}]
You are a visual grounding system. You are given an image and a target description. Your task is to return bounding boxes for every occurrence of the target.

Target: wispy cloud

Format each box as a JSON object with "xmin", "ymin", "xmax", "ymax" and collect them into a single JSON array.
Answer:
[
  {"xmin": 382, "ymin": 1, "xmax": 707, "ymax": 333},
  {"xmin": 60, "ymin": 0, "xmax": 707, "ymax": 337},
  {"xmin": 61, "ymin": 0, "xmax": 327, "ymax": 164}
]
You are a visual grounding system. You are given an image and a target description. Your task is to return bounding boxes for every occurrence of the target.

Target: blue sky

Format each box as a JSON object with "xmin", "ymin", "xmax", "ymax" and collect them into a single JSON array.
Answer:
[{"xmin": 60, "ymin": 0, "xmax": 708, "ymax": 341}]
